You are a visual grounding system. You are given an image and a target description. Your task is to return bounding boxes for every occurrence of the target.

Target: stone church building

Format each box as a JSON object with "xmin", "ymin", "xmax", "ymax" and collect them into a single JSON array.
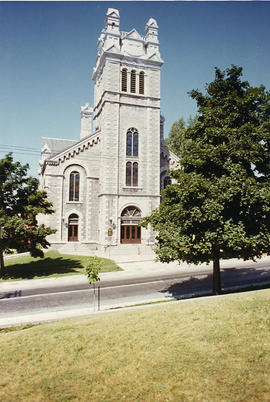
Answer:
[{"xmin": 39, "ymin": 8, "xmax": 178, "ymax": 256}]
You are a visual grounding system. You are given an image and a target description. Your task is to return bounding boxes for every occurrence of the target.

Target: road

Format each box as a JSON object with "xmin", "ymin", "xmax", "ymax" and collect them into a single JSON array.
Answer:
[{"xmin": 1, "ymin": 259, "xmax": 270, "ymax": 327}]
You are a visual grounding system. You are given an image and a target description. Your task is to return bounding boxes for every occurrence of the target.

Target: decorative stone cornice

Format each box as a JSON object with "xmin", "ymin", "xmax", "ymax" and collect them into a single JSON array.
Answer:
[{"xmin": 44, "ymin": 133, "xmax": 101, "ymax": 167}]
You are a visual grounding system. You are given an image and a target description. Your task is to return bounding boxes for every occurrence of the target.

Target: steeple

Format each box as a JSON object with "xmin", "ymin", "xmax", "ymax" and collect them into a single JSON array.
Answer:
[
  {"xmin": 105, "ymin": 8, "xmax": 120, "ymax": 34},
  {"xmin": 145, "ymin": 17, "xmax": 160, "ymax": 57},
  {"xmin": 145, "ymin": 18, "xmax": 159, "ymax": 44}
]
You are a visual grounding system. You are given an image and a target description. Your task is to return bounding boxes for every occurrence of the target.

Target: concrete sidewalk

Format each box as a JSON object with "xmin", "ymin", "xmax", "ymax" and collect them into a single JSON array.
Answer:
[{"xmin": 0, "ymin": 257, "xmax": 199, "ymax": 294}]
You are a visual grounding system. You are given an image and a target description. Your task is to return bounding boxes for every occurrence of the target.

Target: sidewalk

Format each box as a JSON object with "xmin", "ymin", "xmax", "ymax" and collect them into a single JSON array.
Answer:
[
  {"xmin": 1, "ymin": 254, "xmax": 270, "ymax": 328},
  {"xmin": 2, "ymin": 254, "xmax": 270, "ymax": 294}
]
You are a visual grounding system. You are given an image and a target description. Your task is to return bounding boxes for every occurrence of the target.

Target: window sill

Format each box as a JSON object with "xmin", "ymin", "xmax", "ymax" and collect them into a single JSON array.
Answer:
[
  {"xmin": 66, "ymin": 201, "xmax": 83, "ymax": 204},
  {"xmin": 120, "ymin": 91, "xmax": 145, "ymax": 97},
  {"xmin": 122, "ymin": 186, "xmax": 142, "ymax": 190}
]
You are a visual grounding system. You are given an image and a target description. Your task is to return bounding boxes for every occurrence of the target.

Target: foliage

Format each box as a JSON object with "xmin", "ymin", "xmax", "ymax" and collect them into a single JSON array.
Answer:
[
  {"xmin": 164, "ymin": 117, "xmax": 186, "ymax": 156},
  {"xmin": 0, "ymin": 153, "xmax": 56, "ymax": 276},
  {"xmin": 85, "ymin": 256, "xmax": 102, "ymax": 285},
  {"xmin": 164, "ymin": 116, "xmax": 198, "ymax": 157},
  {"xmin": 164, "ymin": 116, "xmax": 198, "ymax": 156},
  {"xmin": 1, "ymin": 290, "xmax": 270, "ymax": 400},
  {"xmin": 143, "ymin": 65, "xmax": 270, "ymax": 294}
]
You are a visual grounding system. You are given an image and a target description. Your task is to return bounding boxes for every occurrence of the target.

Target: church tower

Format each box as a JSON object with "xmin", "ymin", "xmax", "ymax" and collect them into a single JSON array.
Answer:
[
  {"xmin": 39, "ymin": 9, "xmax": 169, "ymax": 254},
  {"xmin": 92, "ymin": 8, "xmax": 164, "ymax": 247}
]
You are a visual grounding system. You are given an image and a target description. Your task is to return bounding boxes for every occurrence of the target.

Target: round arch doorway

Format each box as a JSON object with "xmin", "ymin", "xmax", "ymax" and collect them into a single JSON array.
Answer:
[
  {"xmin": 120, "ymin": 206, "xmax": 141, "ymax": 244},
  {"xmin": 68, "ymin": 214, "xmax": 79, "ymax": 242}
]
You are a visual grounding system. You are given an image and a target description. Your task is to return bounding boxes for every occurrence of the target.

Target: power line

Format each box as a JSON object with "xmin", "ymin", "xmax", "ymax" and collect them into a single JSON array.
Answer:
[
  {"xmin": 0, "ymin": 144, "xmax": 40, "ymax": 152},
  {"xmin": 0, "ymin": 145, "xmax": 40, "ymax": 156}
]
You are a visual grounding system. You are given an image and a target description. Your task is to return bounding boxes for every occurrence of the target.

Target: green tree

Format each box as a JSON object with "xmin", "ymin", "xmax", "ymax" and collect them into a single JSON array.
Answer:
[
  {"xmin": 143, "ymin": 65, "xmax": 270, "ymax": 294},
  {"xmin": 164, "ymin": 116, "xmax": 198, "ymax": 157},
  {"xmin": 0, "ymin": 154, "xmax": 56, "ymax": 277},
  {"xmin": 85, "ymin": 256, "xmax": 102, "ymax": 311}
]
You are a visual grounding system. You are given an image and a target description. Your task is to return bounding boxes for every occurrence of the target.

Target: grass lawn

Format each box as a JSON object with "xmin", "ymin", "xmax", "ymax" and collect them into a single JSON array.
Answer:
[
  {"xmin": 1, "ymin": 290, "xmax": 270, "ymax": 401},
  {"xmin": 1, "ymin": 251, "xmax": 122, "ymax": 281}
]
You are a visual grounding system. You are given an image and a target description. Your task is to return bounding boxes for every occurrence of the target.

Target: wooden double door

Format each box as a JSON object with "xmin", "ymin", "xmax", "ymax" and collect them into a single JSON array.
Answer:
[
  {"xmin": 68, "ymin": 224, "xmax": 78, "ymax": 242},
  {"xmin": 121, "ymin": 225, "xmax": 141, "ymax": 244},
  {"xmin": 68, "ymin": 214, "xmax": 79, "ymax": 242}
]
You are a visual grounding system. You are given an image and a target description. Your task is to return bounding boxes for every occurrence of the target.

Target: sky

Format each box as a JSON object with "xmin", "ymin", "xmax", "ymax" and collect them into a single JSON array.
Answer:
[{"xmin": 1, "ymin": 1, "xmax": 270, "ymax": 176}]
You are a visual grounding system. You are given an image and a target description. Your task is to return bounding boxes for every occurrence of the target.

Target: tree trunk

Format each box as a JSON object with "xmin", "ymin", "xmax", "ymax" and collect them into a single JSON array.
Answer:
[
  {"xmin": 0, "ymin": 251, "xmax": 5, "ymax": 278},
  {"xmin": 93, "ymin": 283, "xmax": 96, "ymax": 311},
  {"xmin": 213, "ymin": 257, "xmax": 221, "ymax": 295}
]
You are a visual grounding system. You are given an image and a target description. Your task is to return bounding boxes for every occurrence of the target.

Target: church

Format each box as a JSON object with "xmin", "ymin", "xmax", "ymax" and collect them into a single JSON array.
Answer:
[{"xmin": 39, "ymin": 8, "xmax": 179, "ymax": 256}]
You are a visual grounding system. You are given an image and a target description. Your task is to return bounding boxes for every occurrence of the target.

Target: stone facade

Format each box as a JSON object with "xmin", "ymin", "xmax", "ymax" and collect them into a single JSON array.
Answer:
[{"xmin": 39, "ymin": 8, "xmax": 179, "ymax": 256}]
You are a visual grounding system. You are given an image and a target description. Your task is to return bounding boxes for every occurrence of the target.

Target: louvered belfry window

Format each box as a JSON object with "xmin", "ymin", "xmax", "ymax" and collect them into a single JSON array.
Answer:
[
  {"xmin": 121, "ymin": 68, "xmax": 127, "ymax": 92},
  {"xmin": 130, "ymin": 70, "xmax": 136, "ymax": 93},
  {"xmin": 139, "ymin": 71, "xmax": 144, "ymax": 94}
]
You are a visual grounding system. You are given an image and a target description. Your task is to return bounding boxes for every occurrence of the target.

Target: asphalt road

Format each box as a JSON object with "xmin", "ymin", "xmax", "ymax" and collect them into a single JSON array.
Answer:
[{"xmin": 1, "ymin": 260, "xmax": 270, "ymax": 323}]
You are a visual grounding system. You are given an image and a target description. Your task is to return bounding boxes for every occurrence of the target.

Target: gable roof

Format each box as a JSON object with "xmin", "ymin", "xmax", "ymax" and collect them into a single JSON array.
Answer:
[{"xmin": 41, "ymin": 138, "xmax": 77, "ymax": 157}]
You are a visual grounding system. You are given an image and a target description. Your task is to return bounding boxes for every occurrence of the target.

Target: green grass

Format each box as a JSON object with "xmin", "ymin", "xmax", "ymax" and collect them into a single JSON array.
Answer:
[
  {"xmin": 1, "ymin": 289, "xmax": 270, "ymax": 401},
  {"xmin": 1, "ymin": 251, "xmax": 122, "ymax": 281}
]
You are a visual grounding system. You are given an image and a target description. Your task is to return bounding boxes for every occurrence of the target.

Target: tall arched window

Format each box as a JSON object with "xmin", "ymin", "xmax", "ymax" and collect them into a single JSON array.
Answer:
[
  {"xmin": 121, "ymin": 68, "xmax": 127, "ymax": 92},
  {"xmin": 126, "ymin": 128, "xmax": 138, "ymax": 157},
  {"xmin": 69, "ymin": 171, "xmax": 80, "ymax": 201},
  {"xmin": 130, "ymin": 70, "xmax": 136, "ymax": 93},
  {"xmin": 126, "ymin": 162, "xmax": 132, "ymax": 186},
  {"xmin": 126, "ymin": 162, "xmax": 138, "ymax": 187},
  {"xmin": 139, "ymin": 71, "xmax": 144, "ymax": 94},
  {"xmin": 133, "ymin": 162, "xmax": 138, "ymax": 186},
  {"xmin": 68, "ymin": 214, "xmax": 79, "ymax": 242}
]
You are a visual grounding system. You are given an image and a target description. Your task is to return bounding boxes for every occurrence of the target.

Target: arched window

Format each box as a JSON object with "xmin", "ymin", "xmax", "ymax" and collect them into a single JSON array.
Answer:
[
  {"xmin": 164, "ymin": 176, "xmax": 172, "ymax": 189},
  {"xmin": 69, "ymin": 171, "xmax": 80, "ymax": 201},
  {"xmin": 126, "ymin": 162, "xmax": 138, "ymax": 187},
  {"xmin": 130, "ymin": 70, "xmax": 136, "ymax": 93},
  {"xmin": 126, "ymin": 128, "xmax": 138, "ymax": 157},
  {"xmin": 121, "ymin": 68, "xmax": 127, "ymax": 92},
  {"xmin": 68, "ymin": 214, "xmax": 79, "ymax": 242},
  {"xmin": 139, "ymin": 71, "xmax": 144, "ymax": 94},
  {"xmin": 133, "ymin": 162, "xmax": 138, "ymax": 186},
  {"xmin": 120, "ymin": 206, "xmax": 141, "ymax": 244},
  {"xmin": 126, "ymin": 162, "xmax": 132, "ymax": 186}
]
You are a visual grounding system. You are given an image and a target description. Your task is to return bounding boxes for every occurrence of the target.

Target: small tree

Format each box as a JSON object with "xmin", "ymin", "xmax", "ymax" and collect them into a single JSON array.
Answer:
[
  {"xmin": 143, "ymin": 66, "xmax": 270, "ymax": 295},
  {"xmin": 0, "ymin": 154, "xmax": 56, "ymax": 277},
  {"xmin": 85, "ymin": 256, "xmax": 101, "ymax": 310},
  {"xmin": 165, "ymin": 116, "xmax": 198, "ymax": 157}
]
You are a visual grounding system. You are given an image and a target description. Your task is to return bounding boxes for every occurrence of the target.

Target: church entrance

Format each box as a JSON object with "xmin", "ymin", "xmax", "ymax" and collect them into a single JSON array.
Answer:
[
  {"xmin": 68, "ymin": 214, "xmax": 79, "ymax": 241},
  {"xmin": 120, "ymin": 206, "xmax": 141, "ymax": 244}
]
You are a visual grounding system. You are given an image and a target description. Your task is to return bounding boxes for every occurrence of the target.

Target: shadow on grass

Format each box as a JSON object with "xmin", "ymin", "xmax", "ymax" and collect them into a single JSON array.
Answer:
[
  {"xmin": 160, "ymin": 265, "xmax": 270, "ymax": 299},
  {"xmin": 2, "ymin": 256, "xmax": 84, "ymax": 280}
]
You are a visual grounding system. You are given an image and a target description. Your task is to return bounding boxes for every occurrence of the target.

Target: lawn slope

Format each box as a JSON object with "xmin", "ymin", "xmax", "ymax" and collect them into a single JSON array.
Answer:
[
  {"xmin": 2, "ymin": 251, "xmax": 122, "ymax": 280},
  {"xmin": 1, "ymin": 289, "xmax": 270, "ymax": 401}
]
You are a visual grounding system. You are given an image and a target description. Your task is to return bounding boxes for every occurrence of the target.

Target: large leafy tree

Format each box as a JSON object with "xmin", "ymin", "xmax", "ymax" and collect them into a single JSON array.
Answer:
[
  {"xmin": 143, "ymin": 65, "xmax": 270, "ymax": 294},
  {"xmin": 0, "ymin": 154, "xmax": 56, "ymax": 277}
]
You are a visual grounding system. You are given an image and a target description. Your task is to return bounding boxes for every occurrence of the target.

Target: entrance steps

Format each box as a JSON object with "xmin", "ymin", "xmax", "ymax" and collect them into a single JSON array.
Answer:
[
  {"xmin": 58, "ymin": 242, "xmax": 98, "ymax": 255},
  {"xmin": 99, "ymin": 244, "xmax": 156, "ymax": 262},
  {"xmin": 50, "ymin": 242, "xmax": 156, "ymax": 261}
]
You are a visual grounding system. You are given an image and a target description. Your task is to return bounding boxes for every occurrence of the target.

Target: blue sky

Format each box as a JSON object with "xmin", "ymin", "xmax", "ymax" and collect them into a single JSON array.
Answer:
[{"xmin": 1, "ymin": 1, "xmax": 270, "ymax": 176}]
